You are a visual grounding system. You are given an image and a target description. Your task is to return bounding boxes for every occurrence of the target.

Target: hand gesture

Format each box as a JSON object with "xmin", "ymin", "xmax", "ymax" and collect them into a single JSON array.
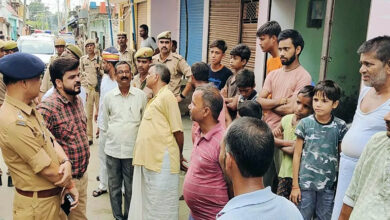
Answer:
[{"xmin": 55, "ymin": 161, "xmax": 72, "ymax": 187}]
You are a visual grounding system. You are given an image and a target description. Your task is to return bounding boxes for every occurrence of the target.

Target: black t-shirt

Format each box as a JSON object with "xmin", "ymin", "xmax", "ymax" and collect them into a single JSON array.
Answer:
[{"xmin": 208, "ymin": 65, "xmax": 233, "ymax": 90}]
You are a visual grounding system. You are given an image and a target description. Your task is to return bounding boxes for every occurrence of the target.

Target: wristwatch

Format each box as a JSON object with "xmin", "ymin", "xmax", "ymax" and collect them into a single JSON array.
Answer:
[{"xmin": 61, "ymin": 158, "xmax": 72, "ymax": 165}]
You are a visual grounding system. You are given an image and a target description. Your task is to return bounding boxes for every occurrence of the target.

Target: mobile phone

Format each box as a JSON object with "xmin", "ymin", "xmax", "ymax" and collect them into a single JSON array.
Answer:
[{"xmin": 61, "ymin": 193, "xmax": 75, "ymax": 215}]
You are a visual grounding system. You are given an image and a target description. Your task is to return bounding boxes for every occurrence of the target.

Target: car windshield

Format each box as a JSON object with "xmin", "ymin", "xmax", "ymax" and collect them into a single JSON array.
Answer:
[
  {"xmin": 60, "ymin": 35, "xmax": 76, "ymax": 44},
  {"xmin": 19, "ymin": 39, "xmax": 54, "ymax": 54}
]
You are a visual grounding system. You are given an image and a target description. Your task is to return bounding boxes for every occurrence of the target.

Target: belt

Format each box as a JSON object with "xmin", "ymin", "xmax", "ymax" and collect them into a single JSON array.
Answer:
[
  {"xmin": 16, "ymin": 187, "xmax": 62, "ymax": 198},
  {"xmin": 72, "ymin": 173, "xmax": 84, "ymax": 179}
]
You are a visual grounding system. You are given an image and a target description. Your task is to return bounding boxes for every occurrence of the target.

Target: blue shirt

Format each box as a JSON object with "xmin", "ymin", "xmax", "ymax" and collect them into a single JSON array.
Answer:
[{"xmin": 216, "ymin": 187, "xmax": 303, "ymax": 220}]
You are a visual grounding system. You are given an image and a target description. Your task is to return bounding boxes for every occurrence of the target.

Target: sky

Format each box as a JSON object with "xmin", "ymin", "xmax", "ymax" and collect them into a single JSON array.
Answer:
[{"xmin": 29, "ymin": 0, "xmax": 105, "ymax": 12}]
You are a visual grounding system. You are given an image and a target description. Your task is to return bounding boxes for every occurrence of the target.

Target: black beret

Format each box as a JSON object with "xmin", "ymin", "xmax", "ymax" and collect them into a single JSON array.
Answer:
[{"xmin": 0, "ymin": 52, "xmax": 45, "ymax": 80}]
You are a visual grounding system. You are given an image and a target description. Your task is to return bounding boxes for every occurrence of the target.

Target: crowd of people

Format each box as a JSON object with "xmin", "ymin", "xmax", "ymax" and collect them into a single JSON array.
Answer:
[{"xmin": 0, "ymin": 20, "xmax": 389, "ymax": 220}]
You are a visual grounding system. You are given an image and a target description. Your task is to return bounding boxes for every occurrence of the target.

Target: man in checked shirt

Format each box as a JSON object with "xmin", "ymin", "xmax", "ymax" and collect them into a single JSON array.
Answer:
[{"xmin": 38, "ymin": 57, "xmax": 90, "ymax": 220}]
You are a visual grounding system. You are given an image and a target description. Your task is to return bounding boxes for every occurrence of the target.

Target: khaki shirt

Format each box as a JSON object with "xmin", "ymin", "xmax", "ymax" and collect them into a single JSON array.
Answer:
[
  {"xmin": 80, "ymin": 54, "xmax": 103, "ymax": 88},
  {"xmin": 40, "ymin": 55, "xmax": 58, "ymax": 93},
  {"xmin": 0, "ymin": 73, "xmax": 5, "ymax": 105},
  {"xmin": 132, "ymin": 74, "xmax": 153, "ymax": 100},
  {"xmin": 119, "ymin": 47, "xmax": 137, "ymax": 75},
  {"xmin": 0, "ymin": 95, "xmax": 60, "ymax": 191},
  {"xmin": 152, "ymin": 52, "xmax": 192, "ymax": 96},
  {"xmin": 132, "ymin": 85, "xmax": 183, "ymax": 173}
]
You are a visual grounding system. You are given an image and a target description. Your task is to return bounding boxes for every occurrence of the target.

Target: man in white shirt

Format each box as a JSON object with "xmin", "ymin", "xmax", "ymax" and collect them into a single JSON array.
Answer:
[
  {"xmin": 92, "ymin": 47, "xmax": 119, "ymax": 197},
  {"xmin": 101, "ymin": 61, "xmax": 147, "ymax": 220}
]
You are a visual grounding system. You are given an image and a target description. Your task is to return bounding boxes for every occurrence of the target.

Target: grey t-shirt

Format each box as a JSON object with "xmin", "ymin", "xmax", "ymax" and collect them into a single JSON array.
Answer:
[
  {"xmin": 140, "ymin": 36, "xmax": 157, "ymax": 50},
  {"xmin": 295, "ymin": 114, "xmax": 348, "ymax": 191}
]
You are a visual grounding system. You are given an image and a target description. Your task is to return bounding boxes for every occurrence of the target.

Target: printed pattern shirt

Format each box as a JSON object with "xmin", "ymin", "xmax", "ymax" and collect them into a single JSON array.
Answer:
[
  {"xmin": 295, "ymin": 115, "xmax": 348, "ymax": 190},
  {"xmin": 37, "ymin": 89, "xmax": 90, "ymax": 177}
]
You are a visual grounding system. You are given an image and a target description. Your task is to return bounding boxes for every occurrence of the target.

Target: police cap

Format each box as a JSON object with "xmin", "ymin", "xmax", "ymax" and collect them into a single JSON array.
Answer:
[
  {"xmin": 0, "ymin": 52, "xmax": 45, "ymax": 80},
  {"xmin": 135, "ymin": 47, "xmax": 154, "ymax": 59}
]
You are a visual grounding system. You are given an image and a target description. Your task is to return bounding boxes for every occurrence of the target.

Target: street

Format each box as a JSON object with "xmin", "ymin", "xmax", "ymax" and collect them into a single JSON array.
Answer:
[{"xmin": 0, "ymin": 116, "xmax": 193, "ymax": 220}]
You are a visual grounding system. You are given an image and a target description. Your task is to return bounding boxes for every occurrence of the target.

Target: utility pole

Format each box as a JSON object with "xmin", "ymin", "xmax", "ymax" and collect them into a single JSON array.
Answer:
[
  {"xmin": 23, "ymin": 0, "xmax": 26, "ymax": 35},
  {"xmin": 57, "ymin": 0, "xmax": 60, "ymax": 33}
]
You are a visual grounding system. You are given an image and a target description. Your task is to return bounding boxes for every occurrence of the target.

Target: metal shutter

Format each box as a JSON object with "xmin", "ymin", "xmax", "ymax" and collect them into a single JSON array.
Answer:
[
  {"xmin": 207, "ymin": 0, "xmax": 241, "ymax": 68},
  {"xmin": 241, "ymin": 1, "xmax": 258, "ymax": 70},
  {"xmin": 179, "ymin": 0, "xmax": 204, "ymax": 65},
  {"xmin": 137, "ymin": 2, "xmax": 147, "ymax": 50}
]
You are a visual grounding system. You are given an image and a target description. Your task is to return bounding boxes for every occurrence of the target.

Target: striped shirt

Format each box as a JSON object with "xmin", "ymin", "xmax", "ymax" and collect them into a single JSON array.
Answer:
[{"xmin": 183, "ymin": 122, "xmax": 229, "ymax": 219}]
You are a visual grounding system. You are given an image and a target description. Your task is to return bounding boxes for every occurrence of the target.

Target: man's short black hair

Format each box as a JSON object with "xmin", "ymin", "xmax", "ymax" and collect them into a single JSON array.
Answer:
[
  {"xmin": 230, "ymin": 44, "xmax": 251, "ymax": 63},
  {"xmin": 172, "ymin": 40, "xmax": 177, "ymax": 47},
  {"xmin": 237, "ymin": 100, "xmax": 262, "ymax": 119},
  {"xmin": 314, "ymin": 80, "xmax": 341, "ymax": 102},
  {"xmin": 195, "ymin": 84, "xmax": 223, "ymax": 121},
  {"xmin": 256, "ymin": 20, "xmax": 281, "ymax": 38},
  {"xmin": 209, "ymin": 40, "xmax": 228, "ymax": 53},
  {"xmin": 191, "ymin": 62, "xmax": 209, "ymax": 83},
  {"xmin": 278, "ymin": 29, "xmax": 304, "ymax": 56},
  {"xmin": 224, "ymin": 117, "xmax": 274, "ymax": 178},
  {"xmin": 50, "ymin": 57, "xmax": 79, "ymax": 88},
  {"xmin": 139, "ymin": 24, "xmax": 149, "ymax": 33},
  {"xmin": 115, "ymin": 61, "xmax": 131, "ymax": 72},
  {"xmin": 3, "ymin": 75, "xmax": 21, "ymax": 85},
  {"xmin": 236, "ymin": 69, "xmax": 255, "ymax": 88},
  {"xmin": 152, "ymin": 64, "xmax": 170, "ymax": 84},
  {"xmin": 357, "ymin": 35, "xmax": 390, "ymax": 64}
]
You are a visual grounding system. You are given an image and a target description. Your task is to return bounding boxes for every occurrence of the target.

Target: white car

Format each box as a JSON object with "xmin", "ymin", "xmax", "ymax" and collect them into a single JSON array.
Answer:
[{"xmin": 17, "ymin": 35, "xmax": 55, "ymax": 65}]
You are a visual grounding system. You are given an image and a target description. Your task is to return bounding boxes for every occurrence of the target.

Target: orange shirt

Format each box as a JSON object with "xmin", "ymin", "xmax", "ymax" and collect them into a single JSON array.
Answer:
[{"xmin": 266, "ymin": 56, "xmax": 282, "ymax": 74}]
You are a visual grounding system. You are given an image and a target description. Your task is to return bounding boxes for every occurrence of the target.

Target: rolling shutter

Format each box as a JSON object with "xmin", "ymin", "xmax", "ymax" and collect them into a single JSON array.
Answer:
[
  {"xmin": 207, "ymin": 0, "xmax": 241, "ymax": 67},
  {"xmin": 137, "ymin": 2, "xmax": 147, "ymax": 50},
  {"xmin": 240, "ymin": 1, "xmax": 259, "ymax": 70}
]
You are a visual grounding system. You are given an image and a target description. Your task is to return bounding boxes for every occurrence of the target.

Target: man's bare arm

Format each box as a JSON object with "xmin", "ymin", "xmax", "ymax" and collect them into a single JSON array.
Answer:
[
  {"xmin": 339, "ymin": 204, "xmax": 353, "ymax": 220},
  {"xmin": 256, "ymin": 89, "xmax": 283, "ymax": 110},
  {"xmin": 273, "ymin": 96, "xmax": 296, "ymax": 116}
]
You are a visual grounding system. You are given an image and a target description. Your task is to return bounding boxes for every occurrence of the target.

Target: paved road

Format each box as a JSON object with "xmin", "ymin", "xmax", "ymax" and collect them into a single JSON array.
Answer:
[{"xmin": 0, "ymin": 116, "xmax": 193, "ymax": 220}]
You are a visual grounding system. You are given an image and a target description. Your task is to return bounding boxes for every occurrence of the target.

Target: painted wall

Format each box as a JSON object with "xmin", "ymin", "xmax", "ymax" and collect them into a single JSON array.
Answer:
[
  {"xmin": 366, "ymin": 0, "xmax": 390, "ymax": 39},
  {"xmin": 150, "ymin": 0, "xmax": 180, "ymax": 43},
  {"xmin": 326, "ymin": 0, "xmax": 371, "ymax": 122},
  {"xmin": 293, "ymin": 0, "xmax": 324, "ymax": 83}
]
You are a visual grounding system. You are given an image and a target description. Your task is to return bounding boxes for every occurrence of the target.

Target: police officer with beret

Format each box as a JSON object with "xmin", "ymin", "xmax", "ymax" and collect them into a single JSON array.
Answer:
[
  {"xmin": 39, "ymin": 38, "xmax": 67, "ymax": 100},
  {"xmin": 80, "ymin": 39, "xmax": 103, "ymax": 145},
  {"xmin": 152, "ymin": 31, "xmax": 192, "ymax": 102},
  {"xmin": 133, "ymin": 47, "xmax": 154, "ymax": 100},
  {"xmin": 117, "ymin": 32, "xmax": 137, "ymax": 75},
  {"xmin": 0, "ymin": 53, "xmax": 79, "ymax": 219}
]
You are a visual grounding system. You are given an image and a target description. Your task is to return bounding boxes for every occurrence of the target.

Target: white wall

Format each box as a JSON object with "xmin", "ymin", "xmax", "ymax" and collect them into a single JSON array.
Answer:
[
  {"xmin": 150, "ymin": 0, "xmax": 180, "ymax": 42},
  {"xmin": 254, "ymin": 0, "xmax": 297, "ymax": 92},
  {"xmin": 366, "ymin": 0, "xmax": 390, "ymax": 39}
]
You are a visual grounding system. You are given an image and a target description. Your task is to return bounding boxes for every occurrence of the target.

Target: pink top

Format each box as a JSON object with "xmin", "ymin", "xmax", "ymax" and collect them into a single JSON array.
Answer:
[
  {"xmin": 183, "ymin": 123, "xmax": 229, "ymax": 220},
  {"xmin": 262, "ymin": 65, "xmax": 311, "ymax": 129},
  {"xmin": 192, "ymin": 102, "xmax": 227, "ymax": 142}
]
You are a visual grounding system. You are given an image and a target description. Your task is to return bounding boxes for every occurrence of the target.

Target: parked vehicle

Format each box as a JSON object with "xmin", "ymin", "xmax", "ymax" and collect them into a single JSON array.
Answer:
[{"xmin": 17, "ymin": 35, "xmax": 55, "ymax": 65}]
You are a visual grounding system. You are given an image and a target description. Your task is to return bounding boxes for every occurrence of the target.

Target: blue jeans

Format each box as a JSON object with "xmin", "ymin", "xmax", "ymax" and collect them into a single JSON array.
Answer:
[{"xmin": 298, "ymin": 189, "xmax": 335, "ymax": 220}]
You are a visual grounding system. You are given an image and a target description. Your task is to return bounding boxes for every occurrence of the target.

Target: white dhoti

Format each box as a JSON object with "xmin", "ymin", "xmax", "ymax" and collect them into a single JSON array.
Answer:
[
  {"xmin": 128, "ymin": 151, "xmax": 179, "ymax": 220},
  {"xmin": 331, "ymin": 153, "xmax": 359, "ymax": 220}
]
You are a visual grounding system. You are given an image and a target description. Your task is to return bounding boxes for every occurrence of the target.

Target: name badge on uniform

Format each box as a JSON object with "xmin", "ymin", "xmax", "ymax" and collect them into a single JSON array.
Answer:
[{"xmin": 16, "ymin": 112, "xmax": 26, "ymax": 126}]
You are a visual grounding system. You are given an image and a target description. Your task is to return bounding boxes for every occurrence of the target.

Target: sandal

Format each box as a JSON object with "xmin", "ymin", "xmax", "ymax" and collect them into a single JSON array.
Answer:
[{"xmin": 92, "ymin": 189, "xmax": 107, "ymax": 197}]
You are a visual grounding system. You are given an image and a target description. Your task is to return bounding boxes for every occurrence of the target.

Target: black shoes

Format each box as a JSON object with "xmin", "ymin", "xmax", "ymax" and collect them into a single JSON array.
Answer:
[
  {"xmin": 8, "ymin": 175, "xmax": 13, "ymax": 187},
  {"xmin": 89, "ymin": 140, "xmax": 93, "ymax": 146}
]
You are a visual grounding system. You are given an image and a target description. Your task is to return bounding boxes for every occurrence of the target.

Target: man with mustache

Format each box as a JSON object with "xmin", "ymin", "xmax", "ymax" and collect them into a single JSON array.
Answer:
[
  {"xmin": 256, "ymin": 29, "xmax": 312, "ymax": 192},
  {"xmin": 101, "ymin": 61, "xmax": 147, "ymax": 220},
  {"xmin": 37, "ymin": 57, "xmax": 89, "ymax": 219},
  {"xmin": 152, "ymin": 31, "xmax": 192, "ymax": 102},
  {"xmin": 80, "ymin": 39, "xmax": 104, "ymax": 145},
  {"xmin": 132, "ymin": 47, "xmax": 154, "ymax": 100},
  {"xmin": 331, "ymin": 36, "xmax": 390, "ymax": 220}
]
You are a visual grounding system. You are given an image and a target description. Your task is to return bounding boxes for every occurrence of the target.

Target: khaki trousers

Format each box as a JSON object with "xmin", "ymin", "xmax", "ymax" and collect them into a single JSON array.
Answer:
[
  {"xmin": 86, "ymin": 88, "xmax": 99, "ymax": 141},
  {"xmin": 67, "ymin": 172, "xmax": 88, "ymax": 220},
  {"xmin": 13, "ymin": 190, "xmax": 62, "ymax": 220}
]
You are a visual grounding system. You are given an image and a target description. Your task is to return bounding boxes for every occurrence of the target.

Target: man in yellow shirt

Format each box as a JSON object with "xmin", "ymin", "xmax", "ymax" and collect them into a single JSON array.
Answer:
[{"xmin": 129, "ymin": 64, "xmax": 187, "ymax": 220}]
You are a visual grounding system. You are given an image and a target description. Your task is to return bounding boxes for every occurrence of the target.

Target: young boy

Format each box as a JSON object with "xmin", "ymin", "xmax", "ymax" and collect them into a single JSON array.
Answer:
[
  {"xmin": 208, "ymin": 40, "xmax": 233, "ymax": 90},
  {"xmin": 256, "ymin": 20, "xmax": 282, "ymax": 74},
  {"xmin": 273, "ymin": 85, "xmax": 314, "ymax": 199},
  {"xmin": 290, "ymin": 80, "xmax": 348, "ymax": 220},
  {"xmin": 221, "ymin": 44, "xmax": 251, "ymax": 118},
  {"xmin": 236, "ymin": 69, "xmax": 257, "ymax": 110},
  {"xmin": 237, "ymin": 100, "xmax": 262, "ymax": 120}
]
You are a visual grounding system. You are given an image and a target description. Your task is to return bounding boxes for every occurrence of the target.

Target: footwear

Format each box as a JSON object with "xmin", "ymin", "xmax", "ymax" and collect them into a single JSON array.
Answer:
[
  {"xmin": 179, "ymin": 195, "xmax": 184, "ymax": 200},
  {"xmin": 92, "ymin": 189, "xmax": 107, "ymax": 197},
  {"xmin": 8, "ymin": 176, "xmax": 13, "ymax": 187},
  {"xmin": 96, "ymin": 176, "xmax": 100, "ymax": 181},
  {"xmin": 89, "ymin": 140, "xmax": 93, "ymax": 145}
]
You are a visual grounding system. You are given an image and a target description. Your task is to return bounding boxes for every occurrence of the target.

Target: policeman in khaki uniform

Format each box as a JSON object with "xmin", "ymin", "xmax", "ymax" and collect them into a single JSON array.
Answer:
[
  {"xmin": 117, "ymin": 32, "xmax": 137, "ymax": 75},
  {"xmin": 152, "ymin": 31, "xmax": 192, "ymax": 102},
  {"xmin": 80, "ymin": 39, "xmax": 103, "ymax": 144},
  {"xmin": 39, "ymin": 38, "xmax": 67, "ymax": 99},
  {"xmin": 133, "ymin": 47, "xmax": 154, "ymax": 100},
  {"xmin": 0, "ymin": 53, "xmax": 79, "ymax": 220},
  {"xmin": 3, "ymin": 40, "xmax": 18, "ymax": 55}
]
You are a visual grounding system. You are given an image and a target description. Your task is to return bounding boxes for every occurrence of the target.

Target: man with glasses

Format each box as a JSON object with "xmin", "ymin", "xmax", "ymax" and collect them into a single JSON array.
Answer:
[{"xmin": 101, "ymin": 61, "xmax": 147, "ymax": 220}]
